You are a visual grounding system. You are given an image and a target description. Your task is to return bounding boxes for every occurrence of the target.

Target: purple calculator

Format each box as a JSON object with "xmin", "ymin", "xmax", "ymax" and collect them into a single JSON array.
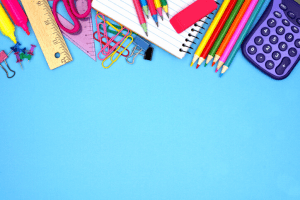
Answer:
[{"xmin": 242, "ymin": 0, "xmax": 300, "ymax": 80}]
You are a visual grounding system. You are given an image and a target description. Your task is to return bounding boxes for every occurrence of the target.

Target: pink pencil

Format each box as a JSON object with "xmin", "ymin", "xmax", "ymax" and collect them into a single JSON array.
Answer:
[
  {"xmin": 133, "ymin": 0, "xmax": 148, "ymax": 36},
  {"xmin": 217, "ymin": 0, "xmax": 259, "ymax": 70},
  {"xmin": 147, "ymin": 0, "xmax": 159, "ymax": 26}
]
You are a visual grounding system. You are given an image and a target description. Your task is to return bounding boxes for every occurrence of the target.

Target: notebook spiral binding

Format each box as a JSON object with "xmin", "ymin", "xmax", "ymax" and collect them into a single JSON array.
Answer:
[{"xmin": 179, "ymin": 11, "xmax": 216, "ymax": 55}]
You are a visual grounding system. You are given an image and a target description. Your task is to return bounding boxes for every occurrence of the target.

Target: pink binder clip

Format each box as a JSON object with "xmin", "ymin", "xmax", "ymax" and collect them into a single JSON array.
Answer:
[{"xmin": 0, "ymin": 50, "xmax": 15, "ymax": 78}]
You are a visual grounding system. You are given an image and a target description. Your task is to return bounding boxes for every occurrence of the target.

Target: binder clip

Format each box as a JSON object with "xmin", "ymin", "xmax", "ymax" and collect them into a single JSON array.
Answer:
[
  {"xmin": 0, "ymin": 50, "xmax": 16, "ymax": 79},
  {"xmin": 126, "ymin": 36, "xmax": 154, "ymax": 64}
]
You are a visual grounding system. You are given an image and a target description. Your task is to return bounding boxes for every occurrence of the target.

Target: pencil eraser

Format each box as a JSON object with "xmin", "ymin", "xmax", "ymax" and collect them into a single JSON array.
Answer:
[{"xmin": 170, "ymin": 0, "xmax": 218, "ymax": 34}]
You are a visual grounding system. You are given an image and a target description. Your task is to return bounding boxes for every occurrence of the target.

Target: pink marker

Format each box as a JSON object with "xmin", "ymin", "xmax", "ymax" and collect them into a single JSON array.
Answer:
[
  {"xmin": 2, "ymin": 0, "xmax": 30, "ymax": 35},
  {"xmin": 217, "ymin": 0, "xmax": 259, "ymax": 70}
]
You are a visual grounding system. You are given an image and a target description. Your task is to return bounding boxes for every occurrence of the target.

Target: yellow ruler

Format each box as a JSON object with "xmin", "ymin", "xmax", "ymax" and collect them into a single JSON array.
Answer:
[{"xmin": 20, "ymin": 0, "xmax": 72, "ymax": 70}]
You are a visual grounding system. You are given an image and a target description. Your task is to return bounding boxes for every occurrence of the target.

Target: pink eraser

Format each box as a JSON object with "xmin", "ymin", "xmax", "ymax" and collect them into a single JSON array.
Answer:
[
  {"xmin": 170, "ymin": 0, "xmax": 218, "ymax": 34},
  {"xmin": 0, "ymin": 51, "xmax": 8, "ymax": 63}
]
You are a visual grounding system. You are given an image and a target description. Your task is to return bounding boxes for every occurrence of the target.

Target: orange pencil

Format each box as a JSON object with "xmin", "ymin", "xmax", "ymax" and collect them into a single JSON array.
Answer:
[
  {"xmin": 213, "ymin": 0, "xmax": 251, "ymax": 68},
  {"xmin": 196, "ymin": 0, "xmax": 238, "ymax": 68}
]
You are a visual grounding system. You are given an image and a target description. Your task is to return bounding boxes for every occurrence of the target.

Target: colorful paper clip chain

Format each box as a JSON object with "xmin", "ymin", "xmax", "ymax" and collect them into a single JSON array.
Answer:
[{"xmin": 95, "ymin": 12, "xmax": 133, "ymax": 69}]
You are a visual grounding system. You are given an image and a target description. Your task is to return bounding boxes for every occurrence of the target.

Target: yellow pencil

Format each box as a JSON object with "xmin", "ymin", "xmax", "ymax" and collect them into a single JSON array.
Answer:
[{"xmin": 190, "ymin": 0, "xmax": 231, "ymax": 67}]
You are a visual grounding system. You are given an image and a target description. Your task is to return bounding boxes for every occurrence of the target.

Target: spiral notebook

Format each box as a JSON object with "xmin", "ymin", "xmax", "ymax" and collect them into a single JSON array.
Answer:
[{"xmin": 92, "ymin": 0, "xmax": 211, "ymax": 59}]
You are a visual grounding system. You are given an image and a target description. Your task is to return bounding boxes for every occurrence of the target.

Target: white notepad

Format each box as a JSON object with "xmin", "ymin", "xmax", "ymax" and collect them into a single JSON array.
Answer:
[{"xmin": 92, "ymin": 0, "xmax": 207, "ymax": 59}]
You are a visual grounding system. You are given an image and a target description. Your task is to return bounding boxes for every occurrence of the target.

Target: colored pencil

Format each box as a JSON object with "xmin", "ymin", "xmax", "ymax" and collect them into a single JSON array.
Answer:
[
  {"xmin": 196, "ymin": 0, "xmax": 238, "ymax": 68},
  {"xmin": 147, "ymin": 0, "xmax": 159, "ymax": 26},
  {"xmin": 140, "ymin": 0, "xmax": 149, "ymax": 18},
  {"xmin": 133, "ymin": 0, "xmax": 148, "ymax": 36},
  {"xmin": 213, "ymin": 0, "xmax": 251, "ymax": 69},
  {"xmin": 154, "ymin": 0, "xmax": 163, "ymax": 20},
  {"xmin": 220, "ymin": 0, "xmax": 265, "ymax": 77},
  {"xmin": 160, "ymin": 0, "xmax": 169, "ymax": 18},
  {"xmin": 217, "ymin": 0, "xmax": 259, "ymax": 72},
  {"xmin": 206, "ymin": 0, "xmax": 245, "ymax": 65},
  {"xmin": 190, "ymin": 0, "xmax": 231, "ymax": 67}
]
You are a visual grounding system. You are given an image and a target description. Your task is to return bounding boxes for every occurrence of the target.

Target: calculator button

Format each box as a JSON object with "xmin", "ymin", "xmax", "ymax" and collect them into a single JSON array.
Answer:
[
  {"xmin": 272, "ymin": 51, "xmax": 281, "ymax": 60},
  {"xmin": 261, "ymin": 27, "xmax": 270, "ymax": 36},
  {"xmin": 274, "ymin": 11, "xmax": 282, "ymax": 18},
  {"xmin": 256, "ymin": 54, "xmax": 265, "ymax": 63},
  {"xmin": 270, "ymin": 35, "xmax": 279, "ymax": 44},
  {"xmin": 280, "ymin": 3, "xmax": 287, "ymax": 11},
  {"xmin": 248, "ymin": 45, "xmax": 257, "ymax": 55},
  {"xmin": 288, "ymin": 48, "xmax": 297, "ymax": 57},
  {"xmin": 254, "ymin": 36, "xmax": 264, "ymax": 45},
  {"xmin": 288, "ymin": 11, "xmax": 296, "ymax": 19},
  {"xmin": 267, "ymin": 18, "xmax": 277, "ymax": 27},
  {"xmin": 285, "ymin": 33, "xmax": 294, "ymax": 42},
  {"xmin": 297, "ymin": 18, "xmax": 300, "ymax": 26},
  {"xmin": 292, "ymin": 26, "xmax": 299, "ymax": 33},
  {"xmin": 276, "ymin": 26, "xmax": 285, "ymax": 35},
  {"xmin": 295, "ymin": 39, "xmax": 300, "ymax": 48},
  {"xmin": 266, "ymin": 60, "xmax": 275, "ymax": 69},
  {"xmin": 279, "ymin": 42, "xmax": 288, "ymax": 51},
  {"xmin": 275, "ymin": 57, "xmax": 291, "ymax": 75},
  {"xmin": 263, "ymin": 44, "xmax": 272, "ymax": 53},
  {"xmin": 282, "ymin": 19, "xmax": 290, "ymax": 26}
]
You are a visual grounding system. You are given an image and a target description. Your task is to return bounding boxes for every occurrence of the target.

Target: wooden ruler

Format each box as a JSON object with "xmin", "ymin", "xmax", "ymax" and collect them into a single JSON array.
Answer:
[{"xmin": 20, "ymin": 0, "xmax": 72, "ymax": 70}]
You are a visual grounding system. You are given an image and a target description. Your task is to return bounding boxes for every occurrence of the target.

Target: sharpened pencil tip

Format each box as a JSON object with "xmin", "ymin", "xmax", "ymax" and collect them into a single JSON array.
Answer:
[
  {"xmin": 196, "ymin": 64, "xmax": 200, "ymax": 69},
  {"xmin": 220, "ymin": 73, "xmax": 224, "ymax": 78},
  {"xmin": 215, "ymin": 68, "xmax": 219, "ymax": 73},
  {"xmin": 160, "ymin": 15, "xmax": 163, "ymax": 21},
  {"xmin": 204, "ymin": 63, "xmax": 207, "ymax": 67},
  {"xmin": 145, "ymin": 32, "xmax": 148, "ymax": 37},
  {"xmin": 212, "ymin": 62, "xmax": 216, "ymax": 67},
  {"xmin": 156, "ymin": 22, "xmax": 159, "ymax": 27},
  {"xmin": 167, "ymin": 13, "xmax": 170, "ymax": 18}
]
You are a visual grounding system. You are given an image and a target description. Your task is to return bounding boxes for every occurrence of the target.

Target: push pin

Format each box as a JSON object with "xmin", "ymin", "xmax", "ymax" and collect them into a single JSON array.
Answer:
[
  {"xmin": 15, "ymin": 52, "xmax": 23, "ymax": 70},
  {"xmin": 10, "ymin": 42, "xmax": 22, "ymax": 53},
  {"xmin": 28, "ymin": 45, "xmax": 36, "ymax": 56},
  {"xmin": 0, "ymin": 50, "xmax": 15, "ymax": 78},
  {"xmin": 20, "ymin": 53, "xmax": 32, "ymax": 61}
]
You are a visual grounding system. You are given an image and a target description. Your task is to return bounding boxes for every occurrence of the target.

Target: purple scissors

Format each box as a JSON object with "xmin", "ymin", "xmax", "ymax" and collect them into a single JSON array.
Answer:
[{"xmin": 52, "ymin": 0, "xmax": 92, "ymax": 34}]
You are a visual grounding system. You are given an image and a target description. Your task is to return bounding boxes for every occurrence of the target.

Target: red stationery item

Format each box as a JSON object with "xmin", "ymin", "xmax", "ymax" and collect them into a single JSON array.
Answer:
[{"xmin": 170, "ymin": 0, "xmax": 218, "ymax": 34}]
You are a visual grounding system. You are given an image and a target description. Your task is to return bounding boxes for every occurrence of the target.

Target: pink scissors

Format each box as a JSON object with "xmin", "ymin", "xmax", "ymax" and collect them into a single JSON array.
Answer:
[{"xmin": 52, "ymin": 0, "xmax": 92, "ymax": 34}]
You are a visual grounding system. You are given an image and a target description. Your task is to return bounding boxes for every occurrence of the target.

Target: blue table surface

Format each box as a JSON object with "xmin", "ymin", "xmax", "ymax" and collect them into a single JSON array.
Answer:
[{"xmin": 1, "ymin": 7, "xmax": 300, "ymax": 199}]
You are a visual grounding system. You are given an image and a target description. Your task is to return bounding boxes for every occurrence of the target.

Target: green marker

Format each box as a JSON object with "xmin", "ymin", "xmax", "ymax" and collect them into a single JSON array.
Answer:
[
  {"xmin": 220, "ymin": 0, "xmax": 266, "ymax": 76},
  {"xmin": 206, "ymin": 0, "xmax": 245, "ymax": 65}
]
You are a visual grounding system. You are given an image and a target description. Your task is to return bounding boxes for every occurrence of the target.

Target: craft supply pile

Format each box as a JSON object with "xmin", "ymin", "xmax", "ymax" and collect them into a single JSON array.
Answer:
[{"xmin": 0, "ymin": 0, "xmax": 299, "ymax": 80}]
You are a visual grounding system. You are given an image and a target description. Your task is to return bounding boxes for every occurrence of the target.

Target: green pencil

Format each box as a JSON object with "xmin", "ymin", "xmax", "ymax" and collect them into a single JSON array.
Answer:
[
  {"xmin": 220, "ymin": 0, "xmax": 266, "ymax": 76},
  {"xmin": 160, "ymin": 0, "xmax": 169, "ymax": 18},
  {"xmin": 206, "ymin": 0, "xmax": 245, "ymax": 65}
]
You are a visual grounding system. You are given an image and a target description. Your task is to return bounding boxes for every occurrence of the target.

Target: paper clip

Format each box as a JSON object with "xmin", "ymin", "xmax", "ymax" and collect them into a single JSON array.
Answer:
[
  {"xmin": 93, "ymin": 31, "xmax": 130, "ymax": 57},
  {"xmin": 102, "ymin": 33, "xmax": 134, "ymax": 69},
  {"xmin": 95, "ymin": 13, "xmax": 129, "ymax": 60}
]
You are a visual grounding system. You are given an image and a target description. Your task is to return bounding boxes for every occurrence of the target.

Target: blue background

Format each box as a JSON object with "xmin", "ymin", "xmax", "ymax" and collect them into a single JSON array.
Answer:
[{"xmin": 1, "ymin": 3, "xmax": 300, "ymax": 199}]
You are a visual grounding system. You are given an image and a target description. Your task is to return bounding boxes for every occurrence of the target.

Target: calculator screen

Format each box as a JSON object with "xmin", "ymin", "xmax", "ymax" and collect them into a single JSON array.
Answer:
[{"xmin": 295, "ymin": 0, "xmax": 300, "ymax": 4}]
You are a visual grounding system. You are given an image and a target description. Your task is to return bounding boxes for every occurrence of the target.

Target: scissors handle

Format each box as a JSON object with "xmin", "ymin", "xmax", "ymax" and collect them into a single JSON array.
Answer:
[
  {"xmin": 52, "ymin": 0, "xmax": 81, "ymax": 34},
  {"xmin": 70, "ymin": 0, "xmax": 92, "ymax": 18}
]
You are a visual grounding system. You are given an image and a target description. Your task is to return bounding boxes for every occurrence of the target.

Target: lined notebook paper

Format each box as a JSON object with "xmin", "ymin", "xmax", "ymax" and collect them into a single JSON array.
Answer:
[{"xmin": 92, "ymin": 0, "xmax": 208, "ymax": 59}]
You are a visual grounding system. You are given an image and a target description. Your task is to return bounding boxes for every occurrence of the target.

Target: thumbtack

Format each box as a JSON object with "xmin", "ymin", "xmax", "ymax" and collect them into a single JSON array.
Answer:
[
  {"xmin": 28, "ymin": 45, "xmax": 36, "ymax": 56},
  {"xmin": 20, "ymin": 53, "xmax": 32, "ymax": 61},
  {"xmin": 15, "ymin": 52, "xmax": 23, "ymax": 70}
]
